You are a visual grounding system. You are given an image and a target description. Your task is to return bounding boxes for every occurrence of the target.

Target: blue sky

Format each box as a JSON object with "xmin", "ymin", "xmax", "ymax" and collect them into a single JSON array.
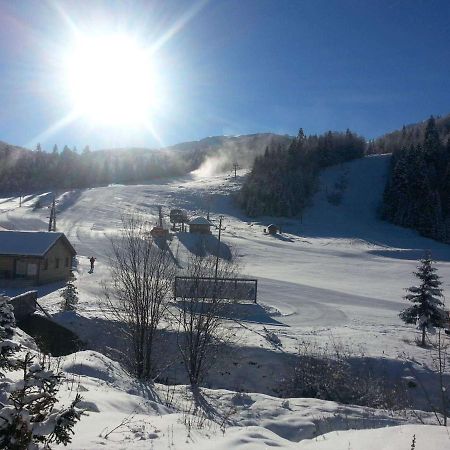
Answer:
[{"xmin": 0, "ymin": 0, "xmax": 449, "ymax": 150}]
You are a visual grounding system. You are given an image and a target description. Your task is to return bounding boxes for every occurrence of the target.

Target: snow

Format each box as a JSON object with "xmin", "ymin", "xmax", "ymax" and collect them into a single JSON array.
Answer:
[
  {"xmin": 55, "ymin": 350, "xmax": 443, "ymax": 449},
  {"xmin": 297, "ymin": 425, "xmax": 449, "ymax": 449},
  {"xmin": 0, "ymin": 230, "xmax": 67, "ymax": 256},
  {"xmin": 1, "ymin": 154, "xmax": 450, "ymax": 448},
  {"xmin": 188, "ymin": 216, "xmax": 213, "ymax": 225}
]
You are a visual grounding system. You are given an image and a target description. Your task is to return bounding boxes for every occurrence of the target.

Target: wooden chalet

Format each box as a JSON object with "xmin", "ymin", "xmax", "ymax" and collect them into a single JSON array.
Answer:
[{"xmin": 0, "ymin": 231, "xmax": 76, "ymax": 286}]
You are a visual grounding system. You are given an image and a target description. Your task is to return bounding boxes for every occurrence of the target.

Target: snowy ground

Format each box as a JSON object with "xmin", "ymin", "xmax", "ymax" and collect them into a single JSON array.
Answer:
[{"xmin": 2, "ymin": 154, "xmax": 450, "ymax": 448}]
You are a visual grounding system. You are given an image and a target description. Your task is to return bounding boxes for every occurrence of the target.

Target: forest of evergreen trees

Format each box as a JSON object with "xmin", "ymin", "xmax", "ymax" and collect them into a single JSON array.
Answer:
[
  {"xmin": 367, "ymin": 113, "xmax": 450, "ymax": 155},
  {"xmin": 238, "ymin": 129, "xmax": 365, "ymax": 217},
  {"xmin": 382, "ymin": 116, "xmax": 450, "ymax": 243},
  {"xmin": 0, "ymin": 134, "xmax": 286, "ymax": 194},
  {"xmin": 0, "ymin": 144, "xmax": 194, "ymax": 193},
  {"xmin": 3, "ymin": 114, "xmax": 450, "ymax": 244},
  {"xmin": 239, "ymin": 115, "xmax": 450, "ymax": 244}
]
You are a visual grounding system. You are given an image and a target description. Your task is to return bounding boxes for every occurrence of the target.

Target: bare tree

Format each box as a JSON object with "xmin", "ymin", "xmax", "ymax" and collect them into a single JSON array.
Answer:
[
  {"xmin": 175, "ymin": 252, "xmax": 239, "ymax": 385},
  {"xmin": 103, "ymin": 214, "xmax": 176, "ymax": 379},
  {"xmin": 432, "ymin": 327, "xmax": 449, "ymax": 425}
]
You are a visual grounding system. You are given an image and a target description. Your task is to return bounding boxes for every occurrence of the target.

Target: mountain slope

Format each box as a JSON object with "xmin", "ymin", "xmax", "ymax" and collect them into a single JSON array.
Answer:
[
  {"xmin": 2, "ymin": 154, "xmax": 450, "ymax": 447},
  {"xmin": 368, "ymin": 112, "xmax": 450, "ymax": 155},
  {"xmin": 0, "ymin": 133, "xmax": 291, "ymax": 194}
]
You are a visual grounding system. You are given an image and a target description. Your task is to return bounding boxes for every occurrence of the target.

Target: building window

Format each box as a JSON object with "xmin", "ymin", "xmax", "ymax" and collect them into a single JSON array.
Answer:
[
  {"xmin": 65, "ymin": 257, "xmax": 69, "ymax": 267},
  {"xmin": 55, "ymin": 258, "xmax": 60, "ymax": 269},
  {"xmin": 44, "ymin": 259, "xmax": 48, "ymax": 270},
  {"xmin": 15, "ymin": 260, "xmax": 27, "ymax": 278}
]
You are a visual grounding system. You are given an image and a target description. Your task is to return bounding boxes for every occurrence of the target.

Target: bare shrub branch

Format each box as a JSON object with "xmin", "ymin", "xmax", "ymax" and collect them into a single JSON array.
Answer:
[
  {"xmin": 103, "ymin": 214, "xmax": 176, "ymax": 379},
  {"xmin": 175, "ymin": 252, "xmax": 239, "ymax": 386}
]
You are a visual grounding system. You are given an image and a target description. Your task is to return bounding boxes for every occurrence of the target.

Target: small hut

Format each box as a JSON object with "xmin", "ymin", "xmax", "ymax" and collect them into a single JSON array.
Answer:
[
  {"xmin": 0, "ymin": 231, "xmax": 76, "ymax": 286},
  {"xmin": 188, "ymin": 217, "xmax": 213, "ymax": 234},
  {"xmin": 267, "ymin": 224, "xmax": 278, "ymax": 235}
]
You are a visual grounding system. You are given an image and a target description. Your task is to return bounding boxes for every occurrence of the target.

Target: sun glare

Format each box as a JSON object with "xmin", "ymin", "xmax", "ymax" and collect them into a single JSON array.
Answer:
[{"xmin": 66, "ymin": 35, "xmax": 156, "ymax": 125}]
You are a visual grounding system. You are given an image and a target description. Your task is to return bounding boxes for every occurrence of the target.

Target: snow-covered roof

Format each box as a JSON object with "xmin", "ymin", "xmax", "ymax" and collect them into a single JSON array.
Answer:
[
  {"xmin": 189, "ymin": 216, "xmax": 212, "ymax": 226},
  {"xmin": 0, "ymin": 231, "xmax": 76, "ymax": 257}
]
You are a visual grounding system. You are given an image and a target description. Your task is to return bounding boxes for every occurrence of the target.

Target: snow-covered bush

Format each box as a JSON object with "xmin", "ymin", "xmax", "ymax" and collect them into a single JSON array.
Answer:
[
  {"xmin": 61, "ymin": 276, "xmax": 79, "ymax": 312},
  {"xmin": 0, "ymin": 297, "xmax": 82, "ymax": 448},
  {"xmin": 283, "ymin": 340, "xmax": 407, "ymax": 410},
  {"xmin": 0, "ymin": 296, "xmax": 18, "ymax": 376}
]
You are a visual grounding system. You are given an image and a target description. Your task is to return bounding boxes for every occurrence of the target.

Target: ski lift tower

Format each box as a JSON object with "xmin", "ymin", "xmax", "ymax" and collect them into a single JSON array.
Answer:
[
  {"xmin": 232, "ymin": 161, "xmax": 240, "ymax": 179},
  {"xmin": 150, "ymin": 205, "xmax": 169, "ymax": 238}
]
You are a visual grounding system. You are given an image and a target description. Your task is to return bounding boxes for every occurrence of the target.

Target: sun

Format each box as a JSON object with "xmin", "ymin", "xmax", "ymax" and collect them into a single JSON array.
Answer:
[{"xmin": 66, "ymin": 34, "xmax": 155, "ymax": 125}]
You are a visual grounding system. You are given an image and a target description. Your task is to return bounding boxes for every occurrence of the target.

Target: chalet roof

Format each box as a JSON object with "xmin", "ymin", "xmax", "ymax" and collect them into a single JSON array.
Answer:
[
  {"xmin": 189, "ymin": 216, "xmax": 213, "ymax": 226},
  {"xmin": 0, "ymin": 231, "xmax": 76, "ymax": 257}
]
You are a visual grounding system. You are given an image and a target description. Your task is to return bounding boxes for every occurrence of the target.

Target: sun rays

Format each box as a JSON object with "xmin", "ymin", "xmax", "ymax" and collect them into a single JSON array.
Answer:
[{"xmin": 28, "ymin": 0, "xmax": 209, "ymax": 148}]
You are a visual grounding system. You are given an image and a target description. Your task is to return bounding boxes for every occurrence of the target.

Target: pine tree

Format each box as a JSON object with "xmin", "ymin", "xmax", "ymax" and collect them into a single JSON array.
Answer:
[
  {"xmin": 0, "ymin": 353, "xmax": 82, "ymax": 449},
  {"xmin": 61, "ymin": 276, "xmax": 79, "ymax": 312},
  {"xmin": 0, "ymin": 300, "xmax": 82, "ymax": 448},
  {"xmin": 399, "ymin": 253, "xmax": 446, "ymax": 346},
  {"xmin": 0, "ymin": 296, "xmax": 18, "ymax": 376}
]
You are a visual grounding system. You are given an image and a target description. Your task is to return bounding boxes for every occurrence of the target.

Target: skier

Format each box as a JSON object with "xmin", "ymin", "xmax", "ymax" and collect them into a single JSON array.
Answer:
[{"xmin": 89, "ymin": 256, "xmax": 96, "ymax": 273}]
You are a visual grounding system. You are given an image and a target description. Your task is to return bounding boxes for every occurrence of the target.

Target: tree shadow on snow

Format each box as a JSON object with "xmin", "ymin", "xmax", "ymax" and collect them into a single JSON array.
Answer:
[
  {"xmin": 173, "ymin": 300, "xmax": 287, "ymax": 327},
  {"xmin": 1, "ymin": 281, "xmax": 66, "ymax": 298},
  {"xmin": 177, "ymin": 232, "xmax": 232, "ymax": 260},
  {"xmin": 367, "ymin": 248, "xmax": 450, "ymax": 262}
]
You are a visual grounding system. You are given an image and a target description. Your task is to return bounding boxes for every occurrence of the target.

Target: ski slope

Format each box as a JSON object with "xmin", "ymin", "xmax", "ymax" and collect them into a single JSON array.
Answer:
[
  {"xmin": 1, "ymin": 154, "xmax": 450, "ymax": 448},
  {"xmin": 2, "ymin": 154, "xmax": 450, "ymax": 356}
]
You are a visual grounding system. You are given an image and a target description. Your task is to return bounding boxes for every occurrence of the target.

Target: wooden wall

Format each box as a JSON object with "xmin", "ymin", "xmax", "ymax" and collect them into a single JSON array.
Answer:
[{"xmin": 39, "ymin": 239, "xmax": 73, "ymax": 284}]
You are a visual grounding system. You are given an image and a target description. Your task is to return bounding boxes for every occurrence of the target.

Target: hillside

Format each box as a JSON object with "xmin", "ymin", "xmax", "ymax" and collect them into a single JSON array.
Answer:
[
  {"xmin": 1, "ymin": 153, "xmax": 450, "ymax": 448},
  {"xmin": 381, "ymin": 116, "xmax": 450, "ymax": 243},
  {"xmin": 368, "ymin": 113, "xmax": 450, "ymax": 155},
  {"xmin": 0, "ymin": 133, "xmax": 290, "ymax": 194},
  {"xmin": 237, "ymin": 115, "xmax": 450, "ymax": 244},
  {"xmin": 238, "ymin": 129, "xmax": 366, "ymax": 217}
]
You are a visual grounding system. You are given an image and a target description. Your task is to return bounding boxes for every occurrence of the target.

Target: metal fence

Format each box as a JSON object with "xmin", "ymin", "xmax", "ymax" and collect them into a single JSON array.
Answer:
[{"xmin": 174, "ymin": 276, "xmax": 257, "ymax": 303}]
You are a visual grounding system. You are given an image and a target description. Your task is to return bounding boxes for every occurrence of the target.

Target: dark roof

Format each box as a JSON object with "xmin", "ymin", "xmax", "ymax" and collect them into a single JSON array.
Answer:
[
  {"xmin": 0, "ymin": 231, "xmax": 76, "ymax": 257},
  {"xmin": 189, "ymin": 217, "xmax": 213, "ymax": 226}
]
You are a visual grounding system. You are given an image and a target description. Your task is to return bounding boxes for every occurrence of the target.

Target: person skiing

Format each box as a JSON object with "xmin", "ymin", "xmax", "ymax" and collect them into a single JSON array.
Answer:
[{"xmin": 89, "ymin": 256, "xmax": 96, "ymax": 272}]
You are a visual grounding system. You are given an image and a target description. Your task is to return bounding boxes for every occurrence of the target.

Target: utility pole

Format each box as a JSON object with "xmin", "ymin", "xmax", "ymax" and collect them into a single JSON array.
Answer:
[
  {"xmin": 214, "ymin": 215, "xmax": 225, "ymax": 281},
  {"xmin": 204, "ymin": 194, "xmax": 211, "ymax": 221},
  {"xmin": 52, "ymin": 197, "xmax": 56, "ymax": 231},
  {"xmin": 232, "ymin": 162, "xmax": 240, "ymax": 179},
  {"xmin": 48, "ymin": 201, "xmax": 53, "ymax": 231},
  {"xmin": 157, "ymin": 205, "xmax": 163, "ymax": 228},
  {"xmin": 48, "ymin": 197, "xmax": 56, "ymax": 232}
]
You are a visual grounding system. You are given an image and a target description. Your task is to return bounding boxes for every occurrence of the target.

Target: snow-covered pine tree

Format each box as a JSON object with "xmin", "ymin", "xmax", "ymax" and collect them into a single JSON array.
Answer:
[
  {"xmin": 399, "ymin": 253, "xmax": 446, "ymax": 346},
  {"xmin": 61, "ymin": 276, "xmax": 78, "ymax": 312},
  {"xmin": 0, "ymin": 353, "xmax": 82, "ymax": 449},
  {"xmin": 0, "ymin": 298, "xmax": 82, "ymax": 448},
  {"xmin": 0, "ymin": 296, "xmax": 18, "ymax": 376}
]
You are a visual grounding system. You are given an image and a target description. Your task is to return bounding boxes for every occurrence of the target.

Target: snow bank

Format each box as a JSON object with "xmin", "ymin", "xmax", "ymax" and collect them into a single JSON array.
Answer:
[{"xmin": 297, "ymin": 424, "xmax": 449, "ymax": 449}]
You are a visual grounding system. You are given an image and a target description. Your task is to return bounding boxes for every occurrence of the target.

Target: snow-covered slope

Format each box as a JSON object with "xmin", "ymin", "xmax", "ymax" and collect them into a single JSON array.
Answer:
[
  {"xmin": 58, "ymin": 350, "xmax": 444, "ymax": 449},
  {"xmin": 1, "ymin": 154, "xmax": 450, "ymax": 448},
  {"xmin": 2, "ymin": 154, "xmax": 450, "ymax": 362}
]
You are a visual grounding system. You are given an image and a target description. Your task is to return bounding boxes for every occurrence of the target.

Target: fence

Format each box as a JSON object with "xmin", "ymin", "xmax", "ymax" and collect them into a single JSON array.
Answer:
[{"xmin": 174, "ymin": 276, "xmax": 257, "ymax": 303}]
